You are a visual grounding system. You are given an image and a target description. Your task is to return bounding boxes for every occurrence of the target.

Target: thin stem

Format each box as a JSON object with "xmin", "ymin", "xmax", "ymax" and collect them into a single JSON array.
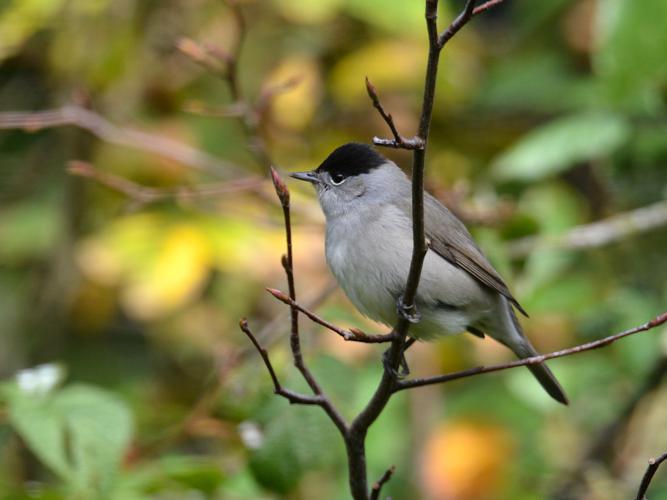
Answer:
[
  {"xmin": 370, "ymin": 465, "xmax": 396, "ymax": 500},
  {"xmin": 635, "ymin": 451, "xmax": 667, "ymax": 500},
  {"xmin": 0, "ymin": 106, "xmax": 240, "ymax": 177},
  {"xmin": 266, "ymin": 288, "xmax": 397, "ymax": 343},
  {"xmin": 270, "ymin": 168, "xmax": 348, "ymax": 435},
  {"xmin": 68, "ymin": 161, "xmax": 263, "ymax": 206},
  {"xmin": 345, "ymin": 2, "xmax": 505, "ymax": 498},
  {"xmin": 366, "ymin": 77, "xmax": 423, "ymax": 150},
  {"xmin": 239, "ymin": 319, "xmax": 325, "ymax": 405},
  {"xmin": 395, "ymin": 312, "xmax": 667, "ymax": 392}
]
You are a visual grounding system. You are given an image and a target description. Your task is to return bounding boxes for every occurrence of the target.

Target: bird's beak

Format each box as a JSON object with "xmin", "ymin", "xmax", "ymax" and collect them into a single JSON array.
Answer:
[{"xmin": 290, "ymin": 170, "xmax": 320, "ymax": 184}]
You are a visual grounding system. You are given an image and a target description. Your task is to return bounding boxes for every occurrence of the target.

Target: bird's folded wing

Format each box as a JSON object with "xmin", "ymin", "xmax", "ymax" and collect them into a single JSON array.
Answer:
[{"xmin": 422, "ymin": 193, "xmax": 529, "ymax": 317}]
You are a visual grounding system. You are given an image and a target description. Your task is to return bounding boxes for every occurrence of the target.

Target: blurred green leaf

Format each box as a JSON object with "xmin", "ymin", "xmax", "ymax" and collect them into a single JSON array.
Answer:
[
  {"xmin": 5, "ymin": 381, "xmax": 133, "ymax": 496},
  {"xmin": 595, "ymin": 0, "xmax": 667, "ymax": 109},
  {"xmin": 249, "ymin": 401, "xmax": 343, "ymax": 494},
  {"xmin": 0, "ymin": 0, "xmax": 66, "ymax": 60},
  {"xmin": 492, "ymin": 113, "xmax": 630, "ymax": 181},
  {"xmin": 0, "ymin": 196, "xmax": 60, "ymax": 264}
]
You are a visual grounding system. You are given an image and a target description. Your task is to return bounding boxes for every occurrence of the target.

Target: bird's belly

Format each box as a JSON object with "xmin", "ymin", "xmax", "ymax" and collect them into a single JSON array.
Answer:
[
  {"xmin": 326, "ymin": 220, "xmax": 488, "ymax": 336},
  {"xmin": 326, "ymin": 238, "xmax": 400, "ymax": 325}
]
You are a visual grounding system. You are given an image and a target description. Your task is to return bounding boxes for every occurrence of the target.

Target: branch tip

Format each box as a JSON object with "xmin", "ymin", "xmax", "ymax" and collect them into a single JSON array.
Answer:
[
  {"xmin": 370, "ymin": 465, "xmax": 397, "ymax": 500},
  {"xmin": 266, "ymin": 287, "xmax": 290, "ymax": 304},
  {"xmin": 270, "ymin": 166, "xmax": 290, "ymax": 206}
]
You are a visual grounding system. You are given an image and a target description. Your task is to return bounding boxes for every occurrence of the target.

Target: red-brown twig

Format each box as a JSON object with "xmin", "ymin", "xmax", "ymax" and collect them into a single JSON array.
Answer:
[
  {"xmin": 395, "ymin": 312, "xmax": 667, "ymax": 392},
  {"xmin": 266, "ymin": 288, "xmax": 397, "ymax": 343},
  {"xmin": 635, "ymin": 451, "xmax": 667, "ymax": 500},
  {"xmin": 370, "ymin": 465, "xmax": 396, "ymax": 500},
  {"xmin": 0, "ymin": 105, "xmax": 239, "ymax": 177}
]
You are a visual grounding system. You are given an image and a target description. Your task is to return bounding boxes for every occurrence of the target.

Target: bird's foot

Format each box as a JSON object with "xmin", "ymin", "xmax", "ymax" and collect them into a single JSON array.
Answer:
[
  {"xmin": 396, "ymin": 295, "xmax": 421, "ymax": 324},
  {"xmin": 382, "ymin": 347, "xmax": 410, "ymax": 379}
]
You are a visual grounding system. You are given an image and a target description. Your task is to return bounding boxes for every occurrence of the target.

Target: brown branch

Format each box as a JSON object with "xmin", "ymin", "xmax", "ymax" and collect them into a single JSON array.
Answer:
[
  {"xmin": 0, "ymin": 105, "xmax": 240, "ymax": 177},
  {"xmin": 395, "ymin": 312, "xmax": 667, "ymax": 392},
  {"xmin": 266, "ymin": 287, "xmax": 397, "ymax": 343},
  {"xmin": 239, "ymin": 319, "xmax": 327, "ymax": 406},
  {"xmin": 438, "ymin": 0, "xmax": 477, "ymax": 47},
  {"xmin": 370, "ymin": 465, "xmax": 396, "ymax": 500},
  {"xmin": 472, "ymin": 0, "xmax": 506, "ymax": 16},
  {"xmin": 365, "ymin": 77, "xmax": 423, "ymax": 150},
  {"xmin": 635, "ymin": 451, "xmax": 667, "ymax": 500},
  {"xmin": 268, "ymin": 167, "xmax": 348, "ymax": 435},
  {"xmin": 68, "ymin": 161, "xmax": 264, "ymax": 206},
  {"xmin": 345, "ymin": 2, "xmax": 505, "ymax": 498}
]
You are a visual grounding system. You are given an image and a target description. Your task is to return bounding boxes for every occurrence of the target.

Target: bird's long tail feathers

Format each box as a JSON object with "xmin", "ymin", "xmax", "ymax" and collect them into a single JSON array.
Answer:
[{"xmin": 506, "ymin": 307, "xmax": 569, "ymax": 405}]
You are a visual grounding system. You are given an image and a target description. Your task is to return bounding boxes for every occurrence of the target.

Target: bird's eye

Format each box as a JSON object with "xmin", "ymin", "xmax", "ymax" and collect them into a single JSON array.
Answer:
[{"xmin": 331, "ymin": 174, "xmax": 345, "ymax": 185}]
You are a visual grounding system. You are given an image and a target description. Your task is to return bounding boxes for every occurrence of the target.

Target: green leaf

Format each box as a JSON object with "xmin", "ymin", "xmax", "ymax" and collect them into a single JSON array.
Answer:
[
  {"xmin": 595, "ymin": 0, "xmax": 667, "ymax": 108},
  {"xmin": 5, "ymin": 382, "xmax": 133, "ymax": 496},
  {"xmin": 492, "ymin": 113, "xmax": 630, "ymax": 181}
]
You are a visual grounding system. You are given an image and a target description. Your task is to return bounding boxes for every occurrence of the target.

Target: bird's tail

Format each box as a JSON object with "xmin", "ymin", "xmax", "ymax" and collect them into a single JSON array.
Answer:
[{"xmin": 504, "ymin": 306, "xmax": 569, "ymax": 405}]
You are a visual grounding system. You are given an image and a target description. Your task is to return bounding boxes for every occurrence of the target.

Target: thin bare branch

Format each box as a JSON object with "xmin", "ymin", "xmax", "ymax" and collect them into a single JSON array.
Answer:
[
  {"xmin": 508, "ymin": 199, "xmax": 667, "ymax": 258},
  {"xmin": 365, "ymin": 77, "xmax": 423, "ymax": 150},
  {"xmin": 473, "ymin": 0, "xmax": 506, "ymax": 16},
  {"xmin": 635, "ymin": 451, "xmax": 667, "ymax": 500},
  {"xmin": 438, "ymin": 0, "xmax": 476, "ymax": 47},
  {"xmin": 68, "ymin": 161, "xmax": 264, "ymax": 206},
  {"xmin": 345, "ymin": 1, "xmax": 506, "ymax": 497},
  {"xmin": 0, "ymin": 105, "xmax": 239, "ymax": 177},
  {"xmin": 269, "ymin": 167, "xmax": 348, "ymax": 435},
  {"xmin": 395, "ymin": 312, "xmax": 667, "ymax": 392},
  {"xmin": 266, "ymin": 288, "xmax": 397, "ymax": 343},
  {"xmin": 370, "ymin": 465, "xmax": 396, "ymax": 500},
  {"xmin": 239, "ymin": 319, "xmax": 327, "ymax": 405}
]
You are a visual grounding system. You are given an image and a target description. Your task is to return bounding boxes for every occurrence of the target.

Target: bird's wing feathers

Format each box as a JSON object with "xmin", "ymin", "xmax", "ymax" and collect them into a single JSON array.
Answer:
[{"xmin": 421, "ymin": 193, "xmax": 528, "ymax": 317}]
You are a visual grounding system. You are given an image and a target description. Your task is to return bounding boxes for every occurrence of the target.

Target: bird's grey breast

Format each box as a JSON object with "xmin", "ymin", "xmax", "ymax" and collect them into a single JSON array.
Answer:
[{"xmin": 325, "ymin": 203, "xmax": 412, "ymax": 323}]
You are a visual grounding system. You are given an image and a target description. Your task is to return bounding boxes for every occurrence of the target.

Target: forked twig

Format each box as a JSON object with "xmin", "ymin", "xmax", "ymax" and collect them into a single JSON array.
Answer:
[
  {"xmin": 239, "ymin": 319, "xmax": 326, "ymax": 406},
  {"xmin": 365, "ymin": 77, "xmax": 423, "ymax": 150}
]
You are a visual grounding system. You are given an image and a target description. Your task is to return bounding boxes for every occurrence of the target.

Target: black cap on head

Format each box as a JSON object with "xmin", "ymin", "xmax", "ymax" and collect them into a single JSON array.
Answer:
[{"xmin": 316, "ymin": 143, "xmax": 386, "ymax": 179}]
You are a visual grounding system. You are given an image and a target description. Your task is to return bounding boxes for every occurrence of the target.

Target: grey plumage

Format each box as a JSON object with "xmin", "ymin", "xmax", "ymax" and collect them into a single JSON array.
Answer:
[{"xmin": 291, "ymin": 143, "xmax": 568, "ymax": 405}]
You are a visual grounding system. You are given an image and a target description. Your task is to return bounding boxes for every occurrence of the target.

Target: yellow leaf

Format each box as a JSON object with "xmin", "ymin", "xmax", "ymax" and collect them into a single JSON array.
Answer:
[
  {"xmin": 421, "ymin": 422, "xmax": 513, "ymax": 500},
  {"xmin": 267, "ymin": 56, "xmax": 322, "ymax": 131},
  {"xmin": 272, "ymin": 0, "xmax": 342, "ymax": 24},
  {"xmin": 121, "ymin": 224, "xmax": 211, "ymax": 320},
  {"xmin": 331, "ymin": 40, "xmax": 427, "ymax": 105}
]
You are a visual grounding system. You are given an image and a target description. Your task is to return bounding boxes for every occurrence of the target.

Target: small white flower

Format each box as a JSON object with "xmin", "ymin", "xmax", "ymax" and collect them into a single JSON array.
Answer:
[
  {"xmin": 238, "ymin": 421, "xmax": 264, "ymax": 449},
  {"xmin": 15, "ymin": 364, "xmax": 64, "ymax": 395}
]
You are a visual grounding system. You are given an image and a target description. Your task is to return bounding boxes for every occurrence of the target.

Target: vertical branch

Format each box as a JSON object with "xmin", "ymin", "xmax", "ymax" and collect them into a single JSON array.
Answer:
[
  {"xmin": 270, "ymin": 167, "xmax": 348, "ymax": 435},
  {"xmin": 346, "ymin": 1, "xmax": 507, "ymax": 498}
]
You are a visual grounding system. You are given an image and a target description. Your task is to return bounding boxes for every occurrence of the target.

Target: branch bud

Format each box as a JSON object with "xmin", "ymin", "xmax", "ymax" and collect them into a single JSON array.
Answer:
[
  {"xmin": 365, "ymin": 76, "xmax": 379, "ymax": 103},
  {"xmin": 270, "ymin": 166, "xmax": 290, "ymax": 206},
  {"xmin": 266, "ymin": 288, "xmax": 291, "ymax": 304},
  {"xmin": 176, "ymin": 37, "xmax": 209, "ymax": 64}
]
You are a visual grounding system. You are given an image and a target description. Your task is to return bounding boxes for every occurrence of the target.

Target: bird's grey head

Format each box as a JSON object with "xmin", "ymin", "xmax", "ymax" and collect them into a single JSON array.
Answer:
[{"xmin": 290, "ymin": 143, "xmax": 407, "ymax": 219}]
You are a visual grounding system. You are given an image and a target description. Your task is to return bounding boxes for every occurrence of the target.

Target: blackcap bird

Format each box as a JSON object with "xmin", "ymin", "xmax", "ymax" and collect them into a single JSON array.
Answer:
[{"xmin": 291, "ymin": 143, "xmax": 568, "ymax": 405}]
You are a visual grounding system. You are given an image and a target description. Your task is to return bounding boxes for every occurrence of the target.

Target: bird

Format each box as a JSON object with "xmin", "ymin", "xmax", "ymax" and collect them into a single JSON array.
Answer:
[{"xmin": 290, "ymin": 143, "xmax": 568, "ymax": 405}]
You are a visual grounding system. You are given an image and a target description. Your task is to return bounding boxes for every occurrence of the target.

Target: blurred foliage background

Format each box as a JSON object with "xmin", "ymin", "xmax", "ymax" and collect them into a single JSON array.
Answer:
[{"xmin": 1, "ymin": 0, "xmax": 667, "ymax": 498}]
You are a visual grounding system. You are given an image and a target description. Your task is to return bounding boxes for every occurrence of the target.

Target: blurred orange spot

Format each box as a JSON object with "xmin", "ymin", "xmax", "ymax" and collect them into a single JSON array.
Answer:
[{"xmin": 421, "ymin": 421, "xmax": 513, "ymax": 500}]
